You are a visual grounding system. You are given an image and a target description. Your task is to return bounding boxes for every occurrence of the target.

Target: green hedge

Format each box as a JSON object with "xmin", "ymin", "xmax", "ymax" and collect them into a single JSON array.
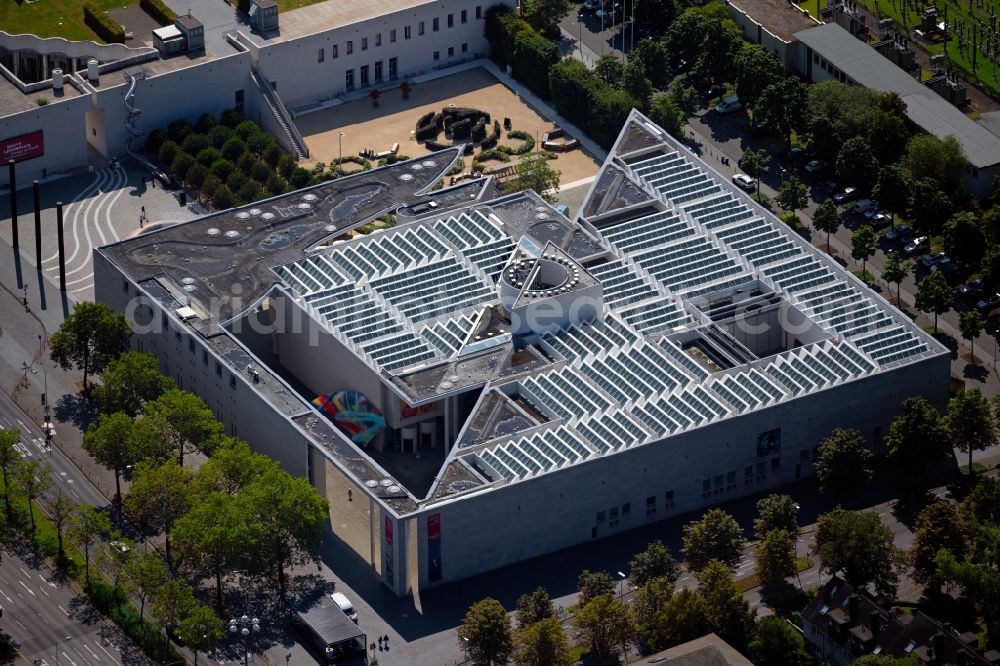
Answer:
[
  {"xmin": 83, "ymin": 3, "xmax": 126, "ymax": 43},
  {"xmin": 140, "ymin": 0, "xmax": 176, "ymax": 25},
  {"xmin": 512, "ymin": 29, "xmax": 560, "ymax": 99},
  {"xmin": 87, "ymin": 579, "xmax": 180, "ymax": 663}
]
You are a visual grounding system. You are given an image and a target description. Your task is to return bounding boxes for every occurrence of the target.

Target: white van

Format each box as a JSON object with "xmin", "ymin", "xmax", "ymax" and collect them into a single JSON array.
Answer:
[{"xmin": 330, "ymin": 592, "xmax": 358, "ymax": 623}]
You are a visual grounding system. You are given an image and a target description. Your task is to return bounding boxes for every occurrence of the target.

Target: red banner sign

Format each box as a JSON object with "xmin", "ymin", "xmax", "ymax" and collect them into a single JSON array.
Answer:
[
  {"xmin": 428, "ymin": 513, "xmax": 441, "ymax": 540},
  {"xmin": 0, "ymin": 130, "xmax": 44, "ymax": 163},
  {"xmin": 384, "ymin": 516, "xmax": 393, "ymax": 546}
]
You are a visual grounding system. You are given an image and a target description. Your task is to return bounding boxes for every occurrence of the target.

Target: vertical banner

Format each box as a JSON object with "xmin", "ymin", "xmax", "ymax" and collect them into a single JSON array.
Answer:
[
  {"xmin": 427, "ymin": 513, "xmax": 442, "ymax": 582},
  {"xmin": 383, "ymin": 516, "xmax": 394, "ymax": 586}
]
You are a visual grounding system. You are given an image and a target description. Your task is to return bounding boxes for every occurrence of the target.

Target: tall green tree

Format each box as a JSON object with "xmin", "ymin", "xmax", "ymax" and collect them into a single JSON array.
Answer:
[
  {"xmin": 522, "ymin": 0, "xmax": 571, "ymax": 36},
  {"xmin": 813, "ymin": 199, "xmax": 840, "ymax": 252},
  {"xmin": 151, "ymin": 578, "xmax": 198, "ymax": 634},
  {"xmin": 142, "ymin": 389, "xmax": 223, "ymax": 465},
  {"xmin": 457, "ymin": 598, "xmax": 514, "ymax": 666},
  {"xmin": 880, "ymin": 250, "xmax": 910, "ymax": 309},
  {"xmin": 83, "ymin": 412, "xmax": 141, "ymax": 508},
  {"xmin": 515, "ymin": 587, "xmax": 554, "ymax": 628},
  {"xmin": 573, "ymin": 594, "xmax": 634, "ymax": 666},
  {"xmin": 505, "ymin": 157, "xmax": 561, "ymax": 203},
  {"xmin": 910, "ymin": 502, "xmax": 968, "ymax": 588},
  {"xmin": 630, "ymin": 37, "xmax": 671, "ymax": 88},
  {"xmin": 50, "ymin": 302, "xmax": 131, "ymax": 389},
  {"xmin": 907, "ymin": 179, "xmax": 953, "ymax": 236},
  {"xmin": 914, "ymin": 270, "xmax": 952, "ymax": 332},
  {"xmin": 69, "ymin": 504, "xmax": 111, "ymax": 585},
  {"xmin": 813, "ymin": 507, "xmax": 903, "ymax": 598},
  {"xmin": 961, "ymin": 475, "xmax": 1000, "ymax": 524},
  {"xmin": 936, "ymin": 521, "xmax": 1000, "ymax": 645},
  {"xmin": 943, "ymin": 212, "xmax": 987, "ymax": 266},
  {"xmin": 47, "ymin": 490, "xmax": 74, "ymax": 563},
  {"xmin": 697, "ymin": 560, "xmax": 755, "ymax": 652},
  {"xmin": 633, "ymin": 576, "xmax": 675, "ymax": 629},
  {"xmin": 850, "ymin": 225, "xmax": 878, "ymax": 283},
  {"xmin": 902, "ymin": 133, "xmax": 966, "ymax": 186},
  {"xmin": 749, "ymin": 615, "xmax": 813, "ymax": 666},
  {"xmin": 633, "ymin": 0, "xmax": 677, "ymax": 42},
  {"xmin": 755, "ymin": 529, "xmax": 797, "ymax": 586},
  {"xmin": 945, "ymin": 388, "xmax": 997, "ymax": 477},
  {"xmin": 623, "ymin": 61, "xmax": 653, "ymax": 111},
  {"xmin": 885, "ymin": 396, "xmax": 948, "ymax": 470},
  {"xmin": 177, "ymin": 605, "xmax": 226, "ymax": 666},
  {"xmin": 628, "ymin": 540, "xmax": 679, "ymax": 588},
  {"xmin": 960, "ymin": 310, "xmax": 985, "ymax": 365},
  {"xmin": 814, "ymin": 428, "xmax": 873, "ymax": 498},
  {"xmin": 733, "ymin": 43, "xmax": 783, "ymax": 108},
  {"xmin": 867, "ymin": 108, "xmax": 912, "ymax": 166},
  {"xmin": 124, "ymin": 459, "xmax": 193, "ymax": 565},
  {"xmin": 753, "ymin": 494, "xmax": 799, "ymax": 541},
  {"xmin": 0, "ymin": 428, "xmax": 22, "ymax": 525},
  {"xmin": 681, "ymin": 508, "xmax": 745, "ymax": 571},
  {"xmin": 776, "ymin": 176, "xmax": 809, "ymax": 219},
  {"xmin": 595, "ymin": 54, "xmax": 625, "ymax": 88},
  {"xmin": 14, "ymin": 461, "xmax": 51, "ymax": 536},
  {"xmin": 872, "ymin": 164, "xmax": 912, "ymax": 225},
  {"xmin": 513, "ymin": 617, "xmax": 571, "ymax": 666},
  {"xmin": 647, "ymin": 587, "xmax": 710, "ymax": 651},
  {"xmin": 124, "ymin": 551, "xmax": 169, "ymax": 621},
  {"xmin": 738, "ymin": 148, "xmax": 771, "ymax": 199},
  {"xmin": 578, "ymin": 570, "xmax": 615, "ymax": 605},
  {"xmin": 649, "ymin": 94, "xmax": 684, "ymax": 138},
  {"xmin": 93, "ymin": 351, "xmax": 173, "ymax": 417},
  {"xmin": 836, "ymin": 136, "xmax": 880, "ymax": 194},
  {"xmin": 173, "ymin": 492, "xmax": 250, "ymax": 611},
  {"xmin": 751, "ymin": 78, "xmax": 807, "ymax": 149},
  {"xmin": 194, "ymin": 438, "xmax": 276, "ymax": 496}
]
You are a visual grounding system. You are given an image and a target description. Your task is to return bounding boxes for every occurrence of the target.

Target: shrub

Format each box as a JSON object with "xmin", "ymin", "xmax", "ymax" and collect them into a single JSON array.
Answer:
[
  {"xmin": 508, "ymin": 129, "xmax": 536, "ymax": 155},
  {"xmin": 180, "ymin": 133, "xmax": 209, "ymax": 156},
  {"xmin": 250, "ymin": 161, "xmax": 272, "ymax": 184},
  {"xmin": 139, "ymin": 0, "xmax": 177, "ymax": 25},
  {"xmin": 212, "ymin": 185, "xmax": 236, "ymax": 209},
  {"xmin": 481, "ymin": 125, "xmax": 500, "ymax": 150},
  {"xmin": 221, "ymin": 137, "xmax": 246, "ymax": 162},
  {"xmin": 226, "ymin": 171, "xmax": 248, "ymax": 194},
  {"xmin": 235, "ymin": 151, "xmax": 258, "ymax": 173},
  {"xmin": 186, "ymin": 163, "xmax": 209, "ymax": 190},
  {"xmin": 207, "ymin": 125, "xmax": 232, "ymax": 149},
  {"xmin": 477, "ymin": 148, "xmax": 511, "ymax": 163},
  {"xmin": 451, "ymin": 118, "xmax": 473, "ymax": 140},
  {"xmin": 86, "ymin": 579, "xmax": 179, "ymax": 663},
  {"xmin": 416, "ymin": 124, "xmax": 440, "ymax": 142},
  {"xmin": 262, "ymin": 143, "xmax": 283, "ymax": 167},
  {"xmin": 288, "ymin": 167, "xmax": 312, "ymax": 189},
  {"xmin": 246, "ymin": 133, "xmax": 271, "ymax": 156},
  {"xmin": 194, "ymin": 112, "xmax": 215, "ymax": 135},
  {"xmin": 512, "ymin": 30, "xmax": 560, "ymax": 99},
  {"xmin": 170, "ymin": 152, "xmax": 195, "ymax": 181},
  {"xmin": 83, "ymin": 3, "xmax": 126, "ymax": 43},
  {"xmin": 196, "ymin": 147, "xmax": 222, "ymax": 168},
  {"xmin": 219, "ymin": 108, "xmax": 244, "ymax": 128},
  {"xmin": 210, "ymin": 158, "xmax": 235, "ymax": 182},
  {"xmin": 265, "ymin": 173, "xmax": 286, "ymax": 196},
  {"xmin": 447, "ymin": 158, "xmax": 466, "ymax": 176},
  {"xmin": 471, "ymin": 119, "xmax": 487, "ymax": 143},
  {"xmin": 277, "ymin": 154, "xmax": 296, "ymax": 178},
  {"xmin": 416, "ymin": 111, "xmax": 436, "ymax": 129},
  {"xmin": 166, "ymin": 119, "xmax": 193, "ymax": 144},
  {"xmin": 36, "ymin": 97, "xmax": 49, "ymax": 106},
  {"xmin": 234, "ymin": 119, "xmax": 261, "ymax": 141},
  {"xmin": 144, "ymin": 129, "xmax": 165, "ymax": 158},
  {"xmin": 485, "ymin": 5, "xmax": 529, "ymax": 66},
  {"xmin": 200, "ymin": 174, "xmax": 221, "ymax": 200},
  {"xmin": 158, "ymin": 140, "xmax": 180, "ymax": 168},
  {"xmin": 238, "ymin": 180, "xmax": 262, "ymax": 203},
  {"xmin": 426, "ymin": 140, "xmax": 451, "ymax": 151}
]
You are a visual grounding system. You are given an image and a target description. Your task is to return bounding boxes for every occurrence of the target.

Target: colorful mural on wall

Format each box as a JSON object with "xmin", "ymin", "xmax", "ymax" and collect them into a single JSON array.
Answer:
[{"xmin": 313, "ymin": 391, "xmax": 385, "ymax": 446}]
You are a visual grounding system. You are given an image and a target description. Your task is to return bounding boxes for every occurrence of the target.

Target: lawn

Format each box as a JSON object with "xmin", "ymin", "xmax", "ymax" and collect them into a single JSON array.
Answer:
[
  {"xmin": 798, "ymin": 0, "xmax": 829, "ymax": 20},
  {"xmin": 0, "ymin": 0, "xmax": 132, "ymax": 42}
]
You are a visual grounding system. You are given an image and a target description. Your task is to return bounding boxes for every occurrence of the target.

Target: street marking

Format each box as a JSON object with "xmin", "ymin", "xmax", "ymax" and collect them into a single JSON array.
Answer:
[
  {"xmin": 0, "ymin": 589, "xmax": 12, "ymax": 603},
  {"xmin": 13, "ymin": 443, "xmax": 31, "ymax": 458},
  {"xmin": 59, "ymin": 604, "xmax": 70, "ymax": 616},
  {"xmin": 61, "ymin": 650, "xmax": 78, "ymax": 666},
  {"xmin": 84, "ymin": 643, "xmax": 101, "ymax": 661},
  {"xmin": 97, "ymin": 641, "xmax": 121, "ymax": 665},
  {"xmin": 18, "ymin": 581, "xmax": 35, "ymax": 596}
]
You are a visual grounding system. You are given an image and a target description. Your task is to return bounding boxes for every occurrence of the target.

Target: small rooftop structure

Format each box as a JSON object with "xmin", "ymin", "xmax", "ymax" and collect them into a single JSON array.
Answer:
[{"xmin": 249, "ymin": 0, "xmax": 279, "ymax": 34}]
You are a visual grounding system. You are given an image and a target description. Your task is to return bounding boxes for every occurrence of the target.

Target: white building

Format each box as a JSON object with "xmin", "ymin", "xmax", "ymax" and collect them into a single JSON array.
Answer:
[{"xmin": 93, "ymin": 111, "xmax": 951, "ymax": 597}]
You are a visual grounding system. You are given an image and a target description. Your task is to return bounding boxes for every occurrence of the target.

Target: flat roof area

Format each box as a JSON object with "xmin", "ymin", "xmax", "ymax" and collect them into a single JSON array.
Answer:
[
  {"xmin": 728, "ymin": 0, "xmax": 819, "ymax": 41},
  {"xmin": 245, "ymin": 0, "xmax": 438, "ymax": 44},
  {"xmin": 795, "ymin": 22, "xmax": 1000, "ymax": 168}
]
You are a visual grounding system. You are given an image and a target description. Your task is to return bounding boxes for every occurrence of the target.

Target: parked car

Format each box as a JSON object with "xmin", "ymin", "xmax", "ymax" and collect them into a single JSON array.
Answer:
[
  {"xmin": 977, "ymin": 292, "xmax": 1000, "ymax": 312},
  {"xmin": 715, "ymin": 96, "xmax": 742, "ymax": 114},
  {"xmin": 867, "ymin": 212, "xmax": 891, "ymax": 229},
  {"xmin": 930, "ymin": 256, "xmax": 958, "ymax": 276},
  {"xmin": 330, "ymin": 592, "xmax": 358, "ymax": 623},
  {"xmin": 922, "ymin": 252, "xmax": 947, "ymax": 268},
  {"xmin": 732, "ymin": 173, "xmax": 756, "ymax": 192},
  {"xmin": 903, "ymin": 236, "xmax": 929, "ymax": 256},
  {"xmin": 855, "ymin": 199, "xmax": 876, "ymax": 215},
  {"xmin": 959, "ymin": 278, "xmax": 984, "ymax": 296},
  {"xmin": 110, "ymin": 541, "xmax": 131, "ymax": 554},
  {"xmin": 705, "ymin": 83, "xmax": 724, "ymax": 98},
  {"xmin": 832, "ymin": 187, "xmax": 857, "ymax": 204},
  {"xmin": 804, "ymin": 159, "xmax": 828, "ymax": 173},
  {"xmin": 788, "ymin": 147, "xmax": 807, "ymax": 165},
  {"xmin": 884, "ymin": 224, "xmax": 910, "ymax": 241}
]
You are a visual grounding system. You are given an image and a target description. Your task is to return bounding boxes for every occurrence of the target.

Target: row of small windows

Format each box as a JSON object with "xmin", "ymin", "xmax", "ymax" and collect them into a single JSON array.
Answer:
[
  {"xmin": 342, "ymin": 47, "xmax": 466, "ymax": 89},
  {"xmin": 317, "ymin": 7, "xmax": 482, "ymax": 62}
]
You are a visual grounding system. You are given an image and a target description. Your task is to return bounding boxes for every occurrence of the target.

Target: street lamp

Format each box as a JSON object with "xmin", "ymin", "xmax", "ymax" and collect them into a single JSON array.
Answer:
[
  {"xmin": 228, "ymin": 613, "xmax": 260, "ymax": 666},
  {"xmin": 338, "ymin": 132, "xmax": 345, "ymax": 172},
  {"xmin": 616, "ymin": 571, "xmax": 628, "ymax": 663}
]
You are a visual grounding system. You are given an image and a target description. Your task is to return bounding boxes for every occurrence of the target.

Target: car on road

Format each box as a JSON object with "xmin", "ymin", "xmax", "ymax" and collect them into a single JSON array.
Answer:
[
  {"xmin": 977, "ymin": 292, "xmax": 1000, "ymax": 312},
  {"xmin": 732, "ymin": 173, "xmax": 756, "ymax": 192},
  {"xmin": 884, "ymin": 224, "xmax": 910, "ymax": 241},
  {"xmin": 903, "ymin": 236, "xmax": 929, "ymax": 256},
  {"xmin": 832, "ymin": 187, "xmax": 857, "ymax": 204},
  {"xmin": 959, "ymin": 278, "xmax": 984, "ymax": 296},
  {"xmin": 330, "ymin": 592, "xmax": 358, "ymax": 623},
  {"xmin": 922, "ymin": 252, "xmax": 948, "ymax": 268},
  {"xmin": 715, "ymin": 96, "xmax": 742, "ymax": 114},
  {"xmin": 804, "ymin": 159, "xmax": 828, "ymax": 173}
]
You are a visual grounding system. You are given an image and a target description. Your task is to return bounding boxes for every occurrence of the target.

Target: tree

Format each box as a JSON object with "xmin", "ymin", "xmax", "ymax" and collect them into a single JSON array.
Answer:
[
  {"xmin": 867, "ymin": 109, "xmax": 912, "ymax": 166},
  {"xmin": 885, "ymin": 396, "xmax": 948, "ymax": 470},
  {"xmin": 697, "ymin": 560, "xmax": 755, "ymax": 652},
  {"xmin": 512, "ymin": 29, "xmax": 560, "ymax": 99},
  {"xmin": 755, "ymin": 528, "xmax": 797, "ymax": 586},
  {"xmin": 595, "ymin": 54, "xmax": 626, "ymax": 88},
  {"xmin": 850, "ymin": 224, "xmax": 878, "ymax": 283},
  {"xmin": 573, "ymin": 594, "xmax": 634, "ymax": 665},
  {"xmin": 853, "ymin": 655, "xmax": 925, "ymax": 666},
  {"xmin": 960, "ymin": 309, "xmax": 985, "ymax": 365},
  {"xmin": 814, "ymin": 428, "xmax": 873, "ymax": 497},
  {"xmin": 754, "ymin": 494, "xmax": 799, "ymax": 540},
  {"xmin": 943, "ymin": 212, "xmax": 987, "ymax": 267},
  {"xmin": 100, "ymin": 533, "xmax": 135, "ymax": 593},
  {"xmin": 806, "ymin": 81, "xmax": 881, "ymax": 150},
  {"xmin": 880, "ymin": 250, "xmax": 910, "ymax": 309},
  {"xmin": 945, "ymin": 388, "xmax": 997, "ymax": 477},
  {"xmin": 83, "ymin": 413, "xmax": 141, "ymax": 508},
  {"xmin": 813, "ymin": 507, "xmax": 903, "ymax": 598},
  {"xmin": 936, "ymin": 521, "xmax": 1000, "ymax": 645},
  {"xmin": 623, "ymin": 61, "xmax": 653, "ymax": 111},
  {"xmin": 124, "ymin": 459, "xmax": 193, "ymax": 565},
  {"xmin": 633, "ymin": 0, "xmax": 677, "ymax": 42},
  {"xmin": 649, "ymin": 94, "xmax": 684, "ymax": 138},
  {"xmin": 872, "ymin": 164, "xmax": 912, "ymax": 224},
  {"xmin": 628, "ymin": 540, "xmax": 679, "ymax": 588},
  {"xmin": 812, "ymin": 198, "xmax": 840, "ymax": 252},
  {"xmin": 50, "ymin": 302, "xmax": 132, "ymax": 389},
  {"xmin": 194, "ymin": 438, "xmax": 276, "ymax": 496},
  {"xmin": 124, "ymin": 551, "xmax": 169, "ymax": 621},
  {"xmin": 914, "ymin": 270, "xmax": 952, "ymax": 332},
  {"xmin": 751, "ymin": 78, "xmax": 807, "ymax": 148},
  {"xmin": 0, "ymin": 428, "xmax": 21, "ymax": 524},
  {"xmin": 681, "ymin": 508, "xmax": 745, "ymax": 571},
  {"xmin": 142, "ymin": 389, "xmax": 223, "ymax": 465},
  {"xmin": 910, "ymin": 501, "xmax": 968, "ymax": 587},
  {"xmin": 93, "ymin": 351, "xmax": 173, "ymax": 417},
  {"xmin": 836, "ymin": 136, "xmax": 880, "ymax": 194},
  {"xmin": 749, "ymin": 615, "xmax": 813, "ymax": 666},
  {"xmin": 734, "ymin": 43, "xmax": 783, "ymax": 108},
  {"xmin": 151, "ymin": 578, "xmax": 197, "ymax": 634},
  {"xmin": 14, "ymin": 461, "xmax": 51, "ymax": 536},
  {"xmin": 668, "ymin": 81, "xmax": 699, "ymax": 118},
  {"xmin": 647, "ymin": 587, "xmax": 710, "ymax": 651},
  {"xmin": 578, "ymin": 570, "xmax": 615, "ymax": 605},
  {"xmin": 776, "ymin": 175, "xmax": 808, "ymax": 218},
  {"xmin": 173, "ymin": 492, "xmax": 250, "ymax": 611},
  {"xmin": 48, "ymin": 490, "xmax": 74, "ymax": 563},
  {"xmin": 903, "ymin": 133, "xmax": 966, "ymax": 186},
  {"xmin": 504, "ymin": 157, "xmax": 561, "ymax": 202},
  {"xmin": 907, "ymin": 180, "xmax": 952, "ymax": 236},
  {"xmin": 457, "ymin": 598, "xmax": 513, "ymax": 666},
  {"xmin": 513, "ymin": 617, "xmax": 571, "ymax": 666},
  {"xmin": 171, "ymin": 152, "xmax": 195, "ymax": 183},
  {"xmin": 738, "ymin": 148, "xmax": 771, "ymax": 199},
  {"xmin": 176, "ymin": 605, "xmax": 226, "ymax": 666},
  {"xmin": 522, "ymin": 0, "xmax": 571, "ymax": 35},
  {"xmin": 982, "ymin": 245, "xmax": 1000, "ymax": 293},
  {"xmin": 961, "ymin": 475, "xmax": 1000, "ymax": 524},
  {"xmin": 69, "ymin": 504, "xmax": 111, "ymax": 585},
  {"xmin": 515, "ymin": 587, "xmax": 554, "ymax": 628},
  {"xmin": 630, "ymin": 38, "xmax": 671, "ymax": 88},
  {"xmin": 633, "ymin": 576, "xmax": 675, "ymax": 628}
]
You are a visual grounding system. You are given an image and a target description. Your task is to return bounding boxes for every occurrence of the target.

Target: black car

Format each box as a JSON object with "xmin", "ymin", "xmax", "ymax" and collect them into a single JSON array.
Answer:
[
  {"xmin": 788, "ymin": 147, "xmax": 807, "ymax": 165},
  {"xmin": 959, "ymin": 279, "xmax": 984, "ymax": 296}
]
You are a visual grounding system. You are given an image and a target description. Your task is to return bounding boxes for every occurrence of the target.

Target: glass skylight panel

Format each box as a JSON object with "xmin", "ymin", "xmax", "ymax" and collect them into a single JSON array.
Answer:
[
  {"xmin": 766, "ymin": 365, "xmax": 804, "ymax": 395},
  {"xmin": 521, "ymin": 438, "xmax": 556, "ymax": 470},
  {"xmin": 479, "ymin": 451, "xmax": 516, "ymax": 481},
  {"xmin": 712, "ymin": 381, "xmax": 749, "ymax": 411},
  {"xmin": 577, "ymin": 422, "xmax": 616, "ymax": 453},
  {"xmin": 506, "ymin": 445, "xmax": 542, "ymax": 476}
]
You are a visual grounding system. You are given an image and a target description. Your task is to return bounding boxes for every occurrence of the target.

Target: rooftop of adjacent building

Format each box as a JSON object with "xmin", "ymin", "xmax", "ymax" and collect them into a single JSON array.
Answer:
[
  {"xmin": 643, "ymin": 633, "xmax": 755, "ymax": 665},
  {"xmin": 726, "ymin": 0, "xmax": 820, "ymax": 42}
]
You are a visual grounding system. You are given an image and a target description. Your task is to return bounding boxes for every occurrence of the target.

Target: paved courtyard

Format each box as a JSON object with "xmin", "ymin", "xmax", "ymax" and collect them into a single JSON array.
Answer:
[{"xmin": 296, "ymin": 67, "xmax": 602, "ymax": 183}]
